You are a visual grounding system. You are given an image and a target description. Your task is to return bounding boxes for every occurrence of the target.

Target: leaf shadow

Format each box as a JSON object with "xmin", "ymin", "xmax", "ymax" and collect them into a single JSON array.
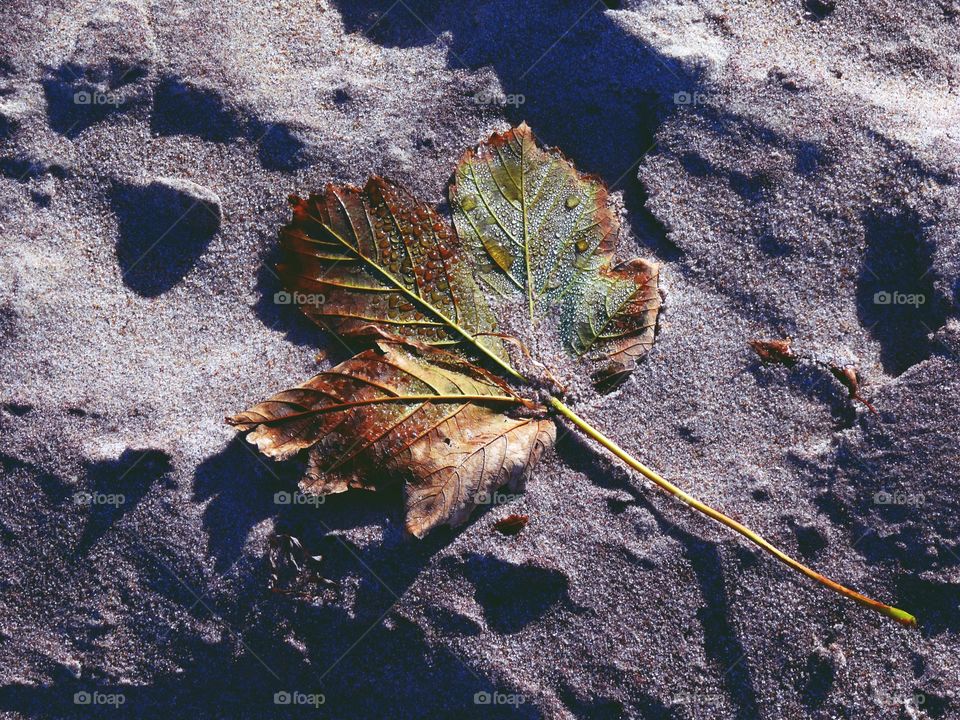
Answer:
[
  {"xmin": 0, "ymin": 449, "xmax": 524, "ymax": 718},
  {"xmin": 251, "ymin": 236, "xmax": 349, "ymax": 355},
  {"xmin": 180, "ymin": 437, "xmax": 542, "ymax": 717}
]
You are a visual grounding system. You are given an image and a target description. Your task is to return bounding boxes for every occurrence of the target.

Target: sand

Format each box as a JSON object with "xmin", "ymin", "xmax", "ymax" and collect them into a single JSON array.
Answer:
[{"xmin": 1, "ymin": 1, "xmax": 958, "ymax": 718}]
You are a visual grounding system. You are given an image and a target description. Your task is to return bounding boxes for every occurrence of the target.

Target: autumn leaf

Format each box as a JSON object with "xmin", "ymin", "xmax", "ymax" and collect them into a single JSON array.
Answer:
[
  {"xmin": 228, "ymin": 339, "xmax": 553, "ymax": 537},
  {"xmin": 230, "ymin": 124, "xmax": 915, "ymax": 627}
]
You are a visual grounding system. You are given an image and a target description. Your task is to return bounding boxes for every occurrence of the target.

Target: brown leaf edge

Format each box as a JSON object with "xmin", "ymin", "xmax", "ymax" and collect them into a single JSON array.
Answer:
[
  {"xmin": 589, "ymin": 258, "xmax": 662, "ymax": 392},
  {"xmin": 228, "ymin": 334, "xmax": 555, "ymax": 538}
]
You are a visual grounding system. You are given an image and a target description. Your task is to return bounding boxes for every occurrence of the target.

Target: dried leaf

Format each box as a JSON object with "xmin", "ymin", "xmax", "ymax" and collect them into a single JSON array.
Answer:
[
  {"xmin": 748, "ymin": 337, "xmax": 798, "ymax": 367},
  {"xmin": 233, "ymin": 126, "xmax": 659, "ymax": 534},
  {"xmin": 228, "ymin": 340, "xmax": 554, "ymax": 537},
  {"xmin": 829, "ymin": 363, "xmax": 878, "ymax": 414},
  {"xmin": 269, "ymin": 534, "xmax": 337, "ymax": 599},
  {"xmin": 450, "ymin": 123, "xmax": 661, "ymax": 389},
  {"xmin": 493, "ymin": 514, "xmax": 529, "ymax": 535}
]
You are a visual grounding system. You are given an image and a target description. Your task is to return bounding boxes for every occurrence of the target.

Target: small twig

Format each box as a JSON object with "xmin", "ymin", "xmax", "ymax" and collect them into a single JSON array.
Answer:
[{"xmin": 749, "ymin": 337, "xmax": 879, "ymax": 414}]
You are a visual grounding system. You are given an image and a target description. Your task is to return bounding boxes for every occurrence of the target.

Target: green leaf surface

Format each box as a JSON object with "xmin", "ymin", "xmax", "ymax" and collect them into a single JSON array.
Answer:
[{"xmin": 450, "ymin": 123, "xmax": 661, "ymax": 389}]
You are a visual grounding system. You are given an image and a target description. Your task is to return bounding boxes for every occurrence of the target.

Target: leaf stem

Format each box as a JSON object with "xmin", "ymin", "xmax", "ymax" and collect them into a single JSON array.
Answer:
[{"xmin": 547, "ymin": 396, "xmax": 917, "ymax": 628}]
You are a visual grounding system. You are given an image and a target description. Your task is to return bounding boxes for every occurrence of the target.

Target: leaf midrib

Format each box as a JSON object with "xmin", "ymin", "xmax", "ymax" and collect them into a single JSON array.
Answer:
[
  {"xmin": 305, "ymin": 210, "xmax": 526, "ymax": 382},
  {"xmin": 252, "ymin": 393, "xmax": 522, "ymax": 424},
  {"xmin": 519, "ymin": 135, "xmax": 535, "ymax": 322}
]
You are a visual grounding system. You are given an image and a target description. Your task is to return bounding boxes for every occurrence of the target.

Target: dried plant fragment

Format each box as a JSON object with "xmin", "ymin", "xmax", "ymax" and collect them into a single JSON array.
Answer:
[
  {"xmin": 268, "ymin": 534, "xmax": 336, "ymax": 600},
  {"xmin": 749, "ymin": 337, "xmax": 878, "ymax": 414},
  {"xmin": 748, "ymin": 337, "xmax": 798, "ymax": 367},
  {"xmin": 829, "ymin": 364, "xmax": 878, "ymax": 414},
  {"xmin": 493, "ymin": 514, "xmax": 529, "ymax": 535}
]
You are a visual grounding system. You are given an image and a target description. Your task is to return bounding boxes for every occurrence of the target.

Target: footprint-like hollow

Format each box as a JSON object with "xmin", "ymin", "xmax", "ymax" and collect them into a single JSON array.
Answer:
[
  {"xmin": 856, "ymin": 206, "xmax": 946, "ymax": 375},
  {"xmin": 111, "ymin": 177, "xmax": 222, "ymax": 297},
  {"xmin": 457, "ymin": 554, "xmax": 573, "ymax": 634}
]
